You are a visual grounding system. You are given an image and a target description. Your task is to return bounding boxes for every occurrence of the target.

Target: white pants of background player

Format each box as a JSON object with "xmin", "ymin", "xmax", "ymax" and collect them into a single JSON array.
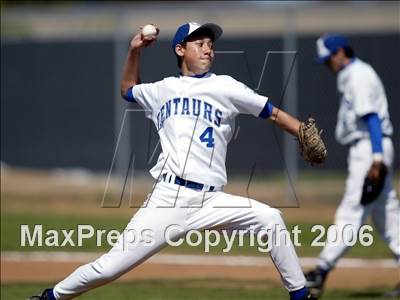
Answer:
[
  {"xmin": 53, "ymin": 180, "xmax": 306, "ymax": 299},
  {"xmin": 317, "ymin": 137, "xmax": 400, "ymax": 270}
]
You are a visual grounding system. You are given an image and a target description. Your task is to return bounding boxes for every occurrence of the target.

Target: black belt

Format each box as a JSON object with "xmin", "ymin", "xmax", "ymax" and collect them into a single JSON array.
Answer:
[{"xmin": 162, "ymin": 174, "xmax": 215, "ymax": 192}]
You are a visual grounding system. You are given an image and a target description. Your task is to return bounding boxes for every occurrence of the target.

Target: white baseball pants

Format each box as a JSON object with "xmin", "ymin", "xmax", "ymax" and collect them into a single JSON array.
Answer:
[
  {"xmin": 318, "ymin": 137, "xmax": 400, "ymax": 270},
  {"xmin": 53, "ymin": 181, "xmax": 306, "ymax": 299}
]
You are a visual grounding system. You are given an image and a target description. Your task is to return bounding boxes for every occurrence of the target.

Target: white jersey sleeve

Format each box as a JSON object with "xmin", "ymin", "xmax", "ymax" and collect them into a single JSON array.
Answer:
[
  {"xmin": 225, "ymin": 77, "xmax": 269, "ymax": 117},
  {"xmin": 131, "ymin": 83, "xmax": 159, "ymax": 118},
  {"xmin": 347, "ymin": 67, "xmax": 378, "ymax": 117},
  {"xmin": 335, "ymin": 58, "xmax": 393, "ymax": 145}
]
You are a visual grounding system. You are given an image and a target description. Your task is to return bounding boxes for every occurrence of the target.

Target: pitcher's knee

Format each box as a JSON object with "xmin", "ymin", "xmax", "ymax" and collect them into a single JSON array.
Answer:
[{"xmin": 254, "ymin": 205, "xmax": 283, "ymax": 226}]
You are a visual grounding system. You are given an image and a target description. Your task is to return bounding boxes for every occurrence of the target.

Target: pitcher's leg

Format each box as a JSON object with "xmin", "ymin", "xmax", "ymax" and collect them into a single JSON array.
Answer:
[
  {"xmin": 188, "ymin": 193, "xmax": 305, "ymax": 292},
  {"xmin": 53, "ymin": 183, "xmax": 188, "ymax": 299},
  {"xmin": 263, "ymin": 206, "xmax": 306, "ymax": 291},
  {"xmin": 53, "ymin": 211, "xmax": 165, "ymax": 299}
]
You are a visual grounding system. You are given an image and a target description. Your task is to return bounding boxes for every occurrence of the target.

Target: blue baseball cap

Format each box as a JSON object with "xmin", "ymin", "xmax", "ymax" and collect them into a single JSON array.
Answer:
[
  {"xmin": 316, "ymin": 34, "xmax": 350, "ymax": 63},
  {"xmin": 172, "ymin": 22, "xmax": 223, "ymax": 53}
]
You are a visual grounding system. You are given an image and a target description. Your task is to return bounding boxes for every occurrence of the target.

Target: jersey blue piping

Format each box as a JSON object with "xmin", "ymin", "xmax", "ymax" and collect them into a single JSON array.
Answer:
[
  {"xmin": 258, "ymin": 102, "xmax": 274, "ymax": 119},
  {"xmin": 179, "ymin": 72, "xmax": 208, "ymax": 78},
  {"xmin": 123, "ymin": 87, "xmax": 135, "ymax": 102}
]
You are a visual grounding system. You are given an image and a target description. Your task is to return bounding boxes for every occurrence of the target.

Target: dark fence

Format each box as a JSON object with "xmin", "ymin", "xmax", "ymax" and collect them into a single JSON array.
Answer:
[{"xmin": 2, "ymin": 33, "xmax": 399, "ymax": 174}]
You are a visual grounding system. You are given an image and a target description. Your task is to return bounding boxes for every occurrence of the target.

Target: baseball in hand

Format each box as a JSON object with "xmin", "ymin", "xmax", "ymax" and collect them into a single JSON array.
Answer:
[{"xmin": 142, "ymin": 24, "xmax": 158, "ymax": 39}]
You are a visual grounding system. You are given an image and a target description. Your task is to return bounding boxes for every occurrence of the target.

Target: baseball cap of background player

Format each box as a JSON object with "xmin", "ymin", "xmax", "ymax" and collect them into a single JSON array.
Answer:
[
  {"xmin": 172, "ymin": 22, "xmax": 223, "ymax": 53},
  {"xmin": 315, "ymin": 34, "xmax": 349, "ymax": 63}
]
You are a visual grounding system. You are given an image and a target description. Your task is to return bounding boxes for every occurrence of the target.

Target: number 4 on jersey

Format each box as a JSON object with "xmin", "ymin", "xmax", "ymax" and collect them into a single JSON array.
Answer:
[{"xmin": 199, "ymin": 127, "xmax": 215, "ymax": 148}]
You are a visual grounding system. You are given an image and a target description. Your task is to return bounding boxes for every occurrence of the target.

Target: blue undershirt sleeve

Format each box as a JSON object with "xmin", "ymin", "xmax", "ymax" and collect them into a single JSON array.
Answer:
[
  {"xmin": 122, "ymin": 87, "xmax": 135, "ymax": 102},
  {"xmin": 362, "ymin": 113, "xmax": 383, "ymax": 153},
  {"xmin": 258, "ymin": 102, "xmax": 274, "ymax": 119}
]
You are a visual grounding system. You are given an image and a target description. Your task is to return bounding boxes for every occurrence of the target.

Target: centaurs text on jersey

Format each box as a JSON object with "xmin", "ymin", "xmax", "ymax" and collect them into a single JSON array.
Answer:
[{"xmin": 156, "ymin": 97, "xmax": 223, "ymax": 130}]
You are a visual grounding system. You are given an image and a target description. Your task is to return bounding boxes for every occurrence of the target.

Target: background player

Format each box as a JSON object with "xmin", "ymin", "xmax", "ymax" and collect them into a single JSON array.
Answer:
[
  {"xmin": 304, "ymin": 34, "xmax": 400, "ymax": 298},
  {"xmin": 29, "ymin": 22, "xmax": 326, "ymax": 300}
]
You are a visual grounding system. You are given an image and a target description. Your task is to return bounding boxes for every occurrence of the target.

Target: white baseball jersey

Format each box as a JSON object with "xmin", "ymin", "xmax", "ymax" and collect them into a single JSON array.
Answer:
[
  {"xmin": 130, "ymin": 73, "xmax": 269, "ymax": 186},
  {"xmin": 335, "ymin": 58, "xmax": 393, "ymax": 145}
]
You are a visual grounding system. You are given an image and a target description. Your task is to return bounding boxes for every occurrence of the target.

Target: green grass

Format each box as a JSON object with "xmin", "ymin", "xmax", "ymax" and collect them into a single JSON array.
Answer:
[
  {"xmin": 0, "ymin": 280, "xmax": 394, "ymax": 300},
  {"xmin": 1, "ymin": 212, "xmax": 393, "ymax": 258},
  {"xmin": 0, "ymin": 213, "xmax": 128, "ymax": 252}
]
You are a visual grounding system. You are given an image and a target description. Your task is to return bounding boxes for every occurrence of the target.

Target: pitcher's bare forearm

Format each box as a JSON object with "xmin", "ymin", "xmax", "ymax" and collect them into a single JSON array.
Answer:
[
  {"xmin": 120, "ymin": 48, "xmax": 141, "ymax": 97},
  {"xmin": 120, "ymin": 28, "xmax": 158, "ymax": 98},
  {"xmin": 269, "ymin": 106, "xmax": 301, "ymax": 136}
]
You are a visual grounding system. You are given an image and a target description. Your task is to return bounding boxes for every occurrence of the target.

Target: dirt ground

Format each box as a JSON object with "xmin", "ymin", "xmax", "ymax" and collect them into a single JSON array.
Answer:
[{"xmin": 2, "ymin": 260, "xmax": 399, "ymax": 290}]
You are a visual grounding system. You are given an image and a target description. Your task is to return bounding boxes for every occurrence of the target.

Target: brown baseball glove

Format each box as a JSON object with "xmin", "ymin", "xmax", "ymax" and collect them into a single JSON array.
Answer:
[{"xmin": 298, "ymin": 117, "xmax": 327, "ymax": 165}]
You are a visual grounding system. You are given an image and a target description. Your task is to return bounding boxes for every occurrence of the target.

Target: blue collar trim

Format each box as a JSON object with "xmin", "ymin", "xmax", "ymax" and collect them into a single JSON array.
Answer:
[{"xmin": 179, "ymin": 72, "xmax": 208, "ymax": 78}]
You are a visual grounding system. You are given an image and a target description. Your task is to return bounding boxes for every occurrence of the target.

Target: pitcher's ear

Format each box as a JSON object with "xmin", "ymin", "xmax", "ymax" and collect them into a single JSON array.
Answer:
[{"xmin": 175, "ymin": 44, "xmax": 185, "ymax": 57}]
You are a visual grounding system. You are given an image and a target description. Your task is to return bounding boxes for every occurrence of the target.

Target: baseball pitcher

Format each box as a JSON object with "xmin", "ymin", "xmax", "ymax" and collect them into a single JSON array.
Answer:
[{"xmin": 29, "ymin": 22, "xmax": 327, "ymax": 300}]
